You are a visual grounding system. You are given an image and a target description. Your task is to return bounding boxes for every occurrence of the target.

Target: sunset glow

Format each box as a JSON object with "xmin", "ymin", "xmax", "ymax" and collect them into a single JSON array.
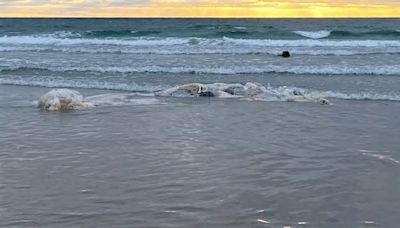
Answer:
[{"xmin": 1, "ymin": 0, "xmax": 399, "ymax": 17}]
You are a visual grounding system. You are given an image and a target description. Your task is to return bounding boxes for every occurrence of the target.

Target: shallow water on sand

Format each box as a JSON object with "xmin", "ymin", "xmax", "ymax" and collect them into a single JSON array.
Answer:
[{"xmin": 1, "ymin": 85, "xmax": 400, "ymax": 227}]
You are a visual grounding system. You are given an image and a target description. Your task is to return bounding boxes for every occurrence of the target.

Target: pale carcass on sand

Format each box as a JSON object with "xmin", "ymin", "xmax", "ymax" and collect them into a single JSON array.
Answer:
[
  {"xmin": 156, "ymin": 82, "xmax": 330, "ymax": 105},
  {"xmin": 156, "ymin": 83, "xmax": 208, "ymax": 97},
  {"xmin": 247, "ymin": 86, "xmax": 331, "ymax": 105},
  {"xmin": 38, "ymin": 89, "xmax": 90, "ymax": 111},
  {"xmin": 38, "ymin": 84, "xmax": 330, "ymax": 111},
  {"xmin": 38, "ymin": 89, "xmax": 160, "ymax": 111},
  {"xmin": 155, "ymin": 82, "xmax": 267, "ymax": 98}
]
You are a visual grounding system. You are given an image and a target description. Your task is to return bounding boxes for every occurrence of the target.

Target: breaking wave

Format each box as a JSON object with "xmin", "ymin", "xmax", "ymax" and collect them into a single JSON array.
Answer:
[
  {"xmin": 0, "ymin": 35, "xmax": 188, "ymax": 46},
  {"xmin": 0, "ymin": 77, "xmax": 163, "ymax": 92},
  {"xmin": 330, "ymin": 30, "xmax": 400, "ymax": 38},
  {"xmin": 293, "ymin": 30, "xmax": 331, "ymax": 39},
  {"xmin": 2, "ymin": 65, "xmax": 400, "ymax": 75},
  {"xmin": 2, "ymin": 35, "xmax": 400, "ymax": 48},
  {"xmin": 293, "ymin": 30, "xmax": 400, "ymax": 39},
  {"xmin": 9, "ymin": 29, "xmax": 400, "ymax": 40},
  {"xmin": 2, "ymin": 35, "xmax": 400, "ymax": 57},
  {"xmin": 2, "ymin": 45, "xmax": 400, "ymax": 56},
  {"xmin": 222, "ymin": 37, "xmax": 400, "ymax": 47},
  {"xmin": 84, "ymin": 30, "xmax": 160, "ymax": 37}
]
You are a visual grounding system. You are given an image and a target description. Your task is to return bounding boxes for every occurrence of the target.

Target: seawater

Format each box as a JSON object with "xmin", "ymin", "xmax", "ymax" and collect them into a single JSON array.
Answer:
[
  {"xmin": 1, "ymin": 19, "xmax": 400, "ymax": 227},
  {"xmin": 1, "ymin": 18, "xmax": 400, "ymax": 101}
]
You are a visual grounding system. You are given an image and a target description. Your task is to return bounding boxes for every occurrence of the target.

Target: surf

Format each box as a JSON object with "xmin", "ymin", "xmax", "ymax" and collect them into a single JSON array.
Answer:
[
  {"xmin": 2, "ymin": 64, "xmax": 400, "ymax": 76},
  {"xmin": 293, "ymin": 30, "xmax": 331, "ymax": 39}
]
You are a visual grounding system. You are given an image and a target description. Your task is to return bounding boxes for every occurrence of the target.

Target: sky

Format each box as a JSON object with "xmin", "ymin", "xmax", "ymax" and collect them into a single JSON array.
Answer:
[{"xmin": 0, "ymin": 0, "xmax": 399, "ymax": 17}]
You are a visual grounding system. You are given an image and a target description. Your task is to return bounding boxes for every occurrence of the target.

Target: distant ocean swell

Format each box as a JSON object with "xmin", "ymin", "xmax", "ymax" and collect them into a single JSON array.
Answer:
[
  {"xmin": 1, "ymin": 65, "xmax": 400, "ymax": 75},
  {"xmin": 83, "ymin": 29, "xmax": 400, "ymax": 39},
  {"xmin": 1, "ymin": 77, "xmax": 400, "ymax": 102},
  {"xmin": 2, "ymin": 35, "xmax": 400, "ymax": 56},
  {"xmin": 4, "ymin": 29, "xmax": 399, "ymax": 39},
  {"xmin": 1, "ymin": 46, "xmax": 400, "ymax": 56},
  {"xmin": 2, "ymin": 35, "xmax": 400, "ymax": 47}
]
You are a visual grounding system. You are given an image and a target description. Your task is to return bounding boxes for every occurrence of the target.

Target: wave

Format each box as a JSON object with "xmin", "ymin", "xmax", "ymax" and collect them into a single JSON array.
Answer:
[
  {"xmin": 216, "ymin": 30, "xmax": 250, "ymax": 37},
  {"xmin": 22, "ymin": 29, "xmax": 400, "ymax": 40},
  {"xmin": 51, "ymin": 31, "xmax": 82, "ymax": 38},
  {"xmin": 0, "ymin": 35, "xmax": 188, "ymax": 46},
  {"xmin": 84, "ymin": 30, "xmax": 161, "ymax": 37},
  {"xmin": 293, "ymin": 30, "xmax": 331, "ymax": 39},
  {"xmin": 2, "ymin": 64, "xmax": 400, "ymax": 76},
  {"xmin": 0, "ymin": 77, "xmax": 163, "ymax": 92},
  {"xmin": 49, "ymin": 30, "xmax": 162, "ymax": 38},
  {"xmin": 330, "ymin": 30, "xmax": 400, "ymax": 38},
  {"xmin": 2, "ymin": 35, "xmax": 400, "ymax": 48},
  {"xmin": 222, "ymin": 37, "xmax": 400, "ymax": 47},
  {"xmin": 3, "ymin": 45, "xmax": 400, "ymax": 56},
  {"xmin": 293, "ymin": 30, "xmax": 400, "ymax": 39},
  {"xmin": 49, "ymin": 28, "xmax": 252, "ymax": 39}
]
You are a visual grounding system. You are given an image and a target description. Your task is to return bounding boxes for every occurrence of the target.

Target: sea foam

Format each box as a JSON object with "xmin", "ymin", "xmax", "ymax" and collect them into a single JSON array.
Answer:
[
  {"xmin": 293, "ymin": 30, "xmax": 332, "ymax": 39},
  {"xmin": 0, "ymin": 35, "xmax": 188, "ymax": 46},
  {"xmin": 2, "ymin": 35, "xmax": 400, "ymax": 48},
  {"xmin": 3, "ymin": 64, "xmax": 399, "ymax": 75}
]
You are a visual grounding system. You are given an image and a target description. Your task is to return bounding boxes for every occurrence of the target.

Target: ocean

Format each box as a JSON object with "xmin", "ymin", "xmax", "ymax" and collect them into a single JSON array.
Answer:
[{"xmin": 1, "ymin": 18, "xmax": 400, "ymax": 227}]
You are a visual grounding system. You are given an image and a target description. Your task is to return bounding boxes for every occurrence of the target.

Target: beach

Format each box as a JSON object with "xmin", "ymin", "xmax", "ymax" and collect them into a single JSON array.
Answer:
[{"xmin": 1, "ymin": 18, "xmax": 400, "ymax": 227}]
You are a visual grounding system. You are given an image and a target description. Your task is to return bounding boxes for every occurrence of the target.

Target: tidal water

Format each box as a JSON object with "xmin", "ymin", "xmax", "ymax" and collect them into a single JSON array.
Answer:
[{"xmin": 1, "ymin": 85, "xmax": 400, "ymax": 227}]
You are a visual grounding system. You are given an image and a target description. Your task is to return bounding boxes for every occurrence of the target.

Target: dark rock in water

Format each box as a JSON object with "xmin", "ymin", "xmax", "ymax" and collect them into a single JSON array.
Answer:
[
  {"xmin": 281, "ymin": 51, "xmax": 291, "ymax": 58},
  {"xmin": 199, "ymin": 91, "xmax": 214, "ymax": 97}
]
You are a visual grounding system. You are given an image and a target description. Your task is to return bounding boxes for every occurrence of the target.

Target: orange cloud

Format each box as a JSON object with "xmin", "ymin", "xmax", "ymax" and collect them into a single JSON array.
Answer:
[{"xmin": 0, "ymin": 1, "xmax": 399, "ymax": 17}]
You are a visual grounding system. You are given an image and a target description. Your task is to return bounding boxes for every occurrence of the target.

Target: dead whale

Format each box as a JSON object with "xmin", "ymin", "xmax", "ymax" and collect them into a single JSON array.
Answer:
[
  {"xmin": 38, "ymin": 89, "xmax": 160, "ymax": 111},
  {"xmin": 38, "ymin": 89, "xmax": 88, "ymax": 111},
  {"xmin": 157, "ymin": 82, "xmax": 268, "ymax": 98},
  {"xmin": 156, "ymin": 83, "xmax": 208, "ymax": 97}
]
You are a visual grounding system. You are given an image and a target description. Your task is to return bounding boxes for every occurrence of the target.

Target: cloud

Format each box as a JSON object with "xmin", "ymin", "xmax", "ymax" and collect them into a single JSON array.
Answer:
[{"xmin": 0, "ymin": 0, "xmax": 399, "ymax": 17}]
